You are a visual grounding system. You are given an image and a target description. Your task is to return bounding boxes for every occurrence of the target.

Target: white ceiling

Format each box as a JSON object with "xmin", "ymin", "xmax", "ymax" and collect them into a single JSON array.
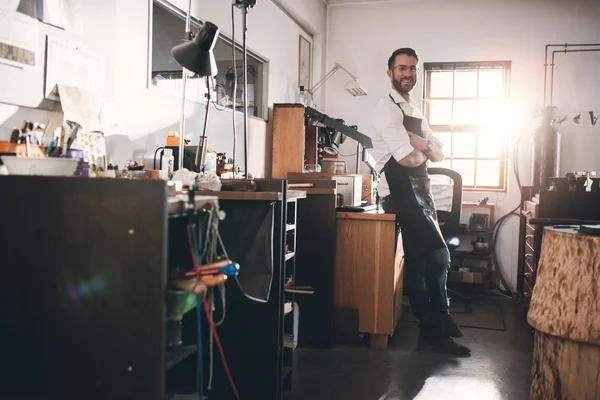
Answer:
[{"xmin": 327, "ymin": 0, "xmax": 416, "ymax": 4}]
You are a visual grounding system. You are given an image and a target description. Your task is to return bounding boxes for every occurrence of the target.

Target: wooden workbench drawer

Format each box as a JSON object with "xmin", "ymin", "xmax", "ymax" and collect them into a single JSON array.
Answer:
[
  {"xmin": 526, "ymin": 223, "xmax": 537, "ymax": 238},
  {"xmin": 525, "ymin": 201, "xmax": 538, "ymax": 218},
  {"xmin": 524, "ymin": 263, "xmax": 536, "ymax": 288},
  {"xmin": 525, "ymin": 243, "xmax": 536, "ymax": 270},
  {"xmin": 524, "ymin": 279, "xmax": 534, "ymax": 308}
]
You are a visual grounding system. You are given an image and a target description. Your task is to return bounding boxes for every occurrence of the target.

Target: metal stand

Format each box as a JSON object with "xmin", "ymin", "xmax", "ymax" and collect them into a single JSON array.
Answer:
[
  {"xmin": 234, "ymin": 0, "xmax": 255, "ymax": 178},
  {"xmin": 178, "ymin": 0, "xmax": 193, "ymax": 171},
  {"xmin": 241, "ymin": 7, "xmax": 249, "ymax": 178},
  {"xmin": 194, "ymin": 76, "xmax": 211, "ymax": 172},
  {"xmin": 355, "ymin": 142, "xmax": 361, "ymax": 174}
]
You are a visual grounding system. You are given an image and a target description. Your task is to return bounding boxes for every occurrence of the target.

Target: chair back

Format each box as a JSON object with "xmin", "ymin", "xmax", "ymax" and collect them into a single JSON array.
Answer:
[{"xmin": 428, "ymin": 167, "xmax": 463, "ymax": 238}]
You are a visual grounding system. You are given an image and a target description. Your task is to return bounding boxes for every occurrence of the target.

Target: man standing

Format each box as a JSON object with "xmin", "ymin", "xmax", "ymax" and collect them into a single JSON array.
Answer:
[{"xmin": 371, "ymin": 48, "xmax": 470, "ymax": 356}]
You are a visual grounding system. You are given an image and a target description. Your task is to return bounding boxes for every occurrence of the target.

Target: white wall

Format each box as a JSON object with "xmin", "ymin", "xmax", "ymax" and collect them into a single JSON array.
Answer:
[
  {"xmin": 1, "ymin": 0, "xmax": 328, "ymax": 177},
  {"xmin": 326, "ymin": 0, "xmax": 600, "ymax": 291},
  {"xmin": 274, "ymin": 0, "xmax": 329, "ymax": 107}
]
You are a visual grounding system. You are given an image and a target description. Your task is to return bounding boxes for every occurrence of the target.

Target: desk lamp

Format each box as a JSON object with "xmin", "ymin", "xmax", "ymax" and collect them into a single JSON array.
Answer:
[
  {"xmin": 308, "ymin": 63, "xmax": 368, "ymax": 99},
  {"xmin": 172, "ymin": 21, "xmax": 220, "ymax": 172}
]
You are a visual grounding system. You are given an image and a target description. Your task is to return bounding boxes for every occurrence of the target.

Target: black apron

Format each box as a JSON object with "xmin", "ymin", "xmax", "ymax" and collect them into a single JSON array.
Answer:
[{"xmin": 383, "ymin": 94, "xmax": 446, "ymax": 258}]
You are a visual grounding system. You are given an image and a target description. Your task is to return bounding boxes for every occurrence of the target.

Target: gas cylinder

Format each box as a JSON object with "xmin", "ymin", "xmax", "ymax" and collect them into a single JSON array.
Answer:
[{"xmin": 531, "ymin": 107, "xmax": 561, "ymax": 189}]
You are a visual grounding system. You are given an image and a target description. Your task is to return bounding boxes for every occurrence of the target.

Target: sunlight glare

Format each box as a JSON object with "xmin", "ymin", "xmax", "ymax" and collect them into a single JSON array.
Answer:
[{"xmin": 413, "ymin": 376, "xmax": 503, "ymax": 400}]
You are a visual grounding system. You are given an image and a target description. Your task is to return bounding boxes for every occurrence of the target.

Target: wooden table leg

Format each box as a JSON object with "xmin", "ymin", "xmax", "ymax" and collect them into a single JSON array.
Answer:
[{"xmin": 370, "ymin": 334, "xmax": 388, "ymax": 349}]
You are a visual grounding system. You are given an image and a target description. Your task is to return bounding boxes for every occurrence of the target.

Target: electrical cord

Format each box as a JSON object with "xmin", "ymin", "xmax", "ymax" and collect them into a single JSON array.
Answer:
[
  {"xmin": 488, "ymin": 126, "xmax": 531, "ymax": 297},
  {"xmin": 491, "ymin": 209, "xmax": 519, "ymax": 296},
  {"xmin": 212, "ymin": 284, "xmax": 227, "ymax": 326},
  {"xmin": 212, "ymin": 83, "xmax": 227, "ymax": 111},
  {"xmin": 216, "ymin": 230, "xmax": 267, "ymax": 303},
  {"xmin": 186, "ymin": 206, "xmax": 226, "ymax": 399},
  {"xmin": 196, "ymin": 295, "xmax": 204, "ymax": 400},
  {"xmin": 208, "ymin": 289, "xmax": 215, "ymax": 391},
  {"xmin": 186, "ymin": 224, "xmax": 205, "ymax": 400},
  {"xmin": 202, "ymin": 293, "xmax": 240, "ymax": 400}
]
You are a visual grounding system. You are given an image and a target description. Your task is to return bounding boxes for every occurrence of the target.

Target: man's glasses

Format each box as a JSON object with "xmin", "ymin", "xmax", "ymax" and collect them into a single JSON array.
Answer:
[{"xmin": 391, "ymin": 65, "xmax": 418, "ymax": 73}]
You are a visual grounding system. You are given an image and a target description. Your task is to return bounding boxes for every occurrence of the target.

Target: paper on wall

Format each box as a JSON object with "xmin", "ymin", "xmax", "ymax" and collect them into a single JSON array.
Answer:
[
  {"xmin": 0, "ymin": 0, "xmax": 38, "ymax": 70},
  {"xmin": 38, "ymin": 0, "xmax": 82, "ymax": 33},
  {"xmin": 57, "ymin": 84, "xmax": 102, "ymax": 132},
  {"xmin": 45, "ymin": 35, "xmax": 105, "ymax": 102}
]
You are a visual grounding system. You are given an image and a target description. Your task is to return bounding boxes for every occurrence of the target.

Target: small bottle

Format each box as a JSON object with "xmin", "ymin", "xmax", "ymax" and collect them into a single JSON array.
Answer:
[
  {"xmin": 297, "ymin": 85, "xmax": 307, "ymax": 106},
  {"xmin": 106, "ymin": 158, "xmax": 116, "ymax": 178},
  {"xmin": 161, "ymin": 148, "xmax": 174, "ymax": 180}
]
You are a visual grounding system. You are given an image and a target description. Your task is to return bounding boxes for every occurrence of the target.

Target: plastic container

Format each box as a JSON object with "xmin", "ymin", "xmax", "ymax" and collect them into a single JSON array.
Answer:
[
  {"xmin": 297, "ymin": 85, "xmax": 307, "ymax": 106},
  {"xmin": 0, "ymin": 156, "xmax": 78, "ymax": 176},
  {"xmin": 161, "ymin": 148, "xmax": 174, "ymax": 180}
]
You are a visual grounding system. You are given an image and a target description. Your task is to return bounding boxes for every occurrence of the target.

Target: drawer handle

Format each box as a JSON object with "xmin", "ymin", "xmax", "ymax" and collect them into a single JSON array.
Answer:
[
  {"xmin": 525, "ymin": 234, "xmax": 534, "ymax": 244},
  {"xmin": 524, "ymin": 272, "xmax": 535, "ymax": 281}
]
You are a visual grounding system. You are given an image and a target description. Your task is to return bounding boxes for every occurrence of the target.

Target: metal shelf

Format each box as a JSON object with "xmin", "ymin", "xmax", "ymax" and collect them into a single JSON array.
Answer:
[
  {"xmin": 165, "ymin": 344, "xmax": 197, "ymax": 372},
  {"xmin": 451, "ymin": 250, "xmax": 492, "ymax": 260}
]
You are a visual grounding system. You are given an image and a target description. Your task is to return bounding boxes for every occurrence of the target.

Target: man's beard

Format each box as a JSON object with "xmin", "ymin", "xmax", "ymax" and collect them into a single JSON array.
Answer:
[{"xmin": 393, "ymin": 76, "xmax": 416, "ymax": 94}]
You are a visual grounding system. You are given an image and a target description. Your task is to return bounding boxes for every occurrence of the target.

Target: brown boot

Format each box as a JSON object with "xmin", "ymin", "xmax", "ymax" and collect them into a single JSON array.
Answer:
[
  {"xmin": 418, "ymin": 325, "xmax": 471, "ymax": 357},
  {"xmin": 441, "ymin": 313, "xmax": 463, "ymax": 338}
]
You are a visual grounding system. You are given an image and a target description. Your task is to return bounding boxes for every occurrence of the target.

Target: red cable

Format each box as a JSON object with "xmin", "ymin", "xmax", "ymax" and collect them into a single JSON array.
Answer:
[
  {"xmin": 202, "ymin": 293, "xmax": 240, "ymax": 400},
  {"xmin": 188, "ymin": 225, "xmax": 238, "ymax": 398}
]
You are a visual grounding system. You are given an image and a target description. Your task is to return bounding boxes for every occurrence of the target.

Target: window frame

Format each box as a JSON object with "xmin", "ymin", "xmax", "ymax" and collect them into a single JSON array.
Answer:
[
  {"xmin": 148, "ymin": 0, "xmax": 270, "ymax": 120},
  {"xmin": 422, "ymin": 61, "xmax": 511, "ymax": 192}
]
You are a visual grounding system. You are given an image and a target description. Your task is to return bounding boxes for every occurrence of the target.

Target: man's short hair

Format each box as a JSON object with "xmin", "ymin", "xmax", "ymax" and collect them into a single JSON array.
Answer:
[{"xmin": 388, "ymin": 48, "xmax": 420, "ymax": 70}]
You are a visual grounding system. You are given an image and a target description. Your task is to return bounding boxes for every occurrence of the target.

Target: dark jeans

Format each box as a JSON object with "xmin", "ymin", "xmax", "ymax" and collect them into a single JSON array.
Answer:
[
  {"xmin": 404, "ymin": 248, "xmax": 451, "ymax": 328},
  {"xmin": 382, "ymin": 196, "xmax": 450, "ymax": 328}
]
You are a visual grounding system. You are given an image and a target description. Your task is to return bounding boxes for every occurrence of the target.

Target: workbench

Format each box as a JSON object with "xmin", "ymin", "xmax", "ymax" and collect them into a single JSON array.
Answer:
[
  {"xmin": 334, "ymin": 210, "xmax": 404, "ymax": 349},
  {"xmin": 0, "ymin": 175, "xmax": 219, "ymax": 399}
]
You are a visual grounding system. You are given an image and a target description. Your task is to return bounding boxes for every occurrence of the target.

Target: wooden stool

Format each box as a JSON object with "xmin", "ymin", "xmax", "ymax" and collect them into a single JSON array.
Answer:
[{"xmin": 528, "ymin": 226, "xmax": 600, "ymax": 400}]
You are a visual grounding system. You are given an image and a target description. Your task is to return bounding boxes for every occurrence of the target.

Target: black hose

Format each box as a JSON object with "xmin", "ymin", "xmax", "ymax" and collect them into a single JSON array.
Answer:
[
  {"xmin": 489, "ymin": 127, "xmax": 529, "ymax": 296},
  {"xmin": 491, "ymin": 209, "xmax": 519, "ymax": 296}
]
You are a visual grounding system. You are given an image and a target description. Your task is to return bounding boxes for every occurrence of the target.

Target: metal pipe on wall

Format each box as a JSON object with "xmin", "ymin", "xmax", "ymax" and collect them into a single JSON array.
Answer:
[
  {"xmin": 543, "ymin": 43, "xmax": 600, "ymax": 107},
  {"xmin": 550, "ymin": 48, "xmax": 600, "ymax": 106}
]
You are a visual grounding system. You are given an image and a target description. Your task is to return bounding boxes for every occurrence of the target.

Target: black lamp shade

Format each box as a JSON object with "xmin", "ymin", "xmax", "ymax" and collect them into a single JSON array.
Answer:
[{"xmin": 172, "ymin": 21, "xmax": 220, "ymax": 77}]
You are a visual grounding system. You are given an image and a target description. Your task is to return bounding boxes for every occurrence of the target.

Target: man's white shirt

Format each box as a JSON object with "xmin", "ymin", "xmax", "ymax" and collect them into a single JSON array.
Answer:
[{"xmin": 370, "ymin": 90, "xmax": 438, "ymax": 197}]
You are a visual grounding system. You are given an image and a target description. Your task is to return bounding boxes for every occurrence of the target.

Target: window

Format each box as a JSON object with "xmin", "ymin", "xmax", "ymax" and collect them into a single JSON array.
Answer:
[
  {"xmin": 150, "ymin": 0, "xmax": 269, "ymax": 119},
  {"xmin": 423, "ymin": 61, "xmax": 511, "ymax": 191}
]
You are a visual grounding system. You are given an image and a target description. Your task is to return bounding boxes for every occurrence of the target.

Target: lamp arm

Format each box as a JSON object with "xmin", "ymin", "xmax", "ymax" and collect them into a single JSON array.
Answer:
[
  {"xmin": 308, "ymin": 63, "xmax": 342, "ymax": 94},
  {"xmin": 308, "ymin": 63, "xmax": 361, "ymax": 95},
  {"xmin": 337, "ymin": 64, "xmax": 359, "ymax": 81}
]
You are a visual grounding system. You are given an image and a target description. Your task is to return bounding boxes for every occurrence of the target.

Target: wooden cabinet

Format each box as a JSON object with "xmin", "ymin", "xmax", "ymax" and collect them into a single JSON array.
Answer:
[
  {"xmin": 271, "ymin": 104, "xmax": 306, "ymax": 179},
  {"xmin": 334, "ymin": 211, "xmax": 404, "ymax": 349}
]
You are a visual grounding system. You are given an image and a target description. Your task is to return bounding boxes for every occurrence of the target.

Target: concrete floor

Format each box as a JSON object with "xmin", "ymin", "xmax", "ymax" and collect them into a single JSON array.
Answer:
[{"xmin": 284, "ymin": 299, "xmax": 534, "ymax": 400}]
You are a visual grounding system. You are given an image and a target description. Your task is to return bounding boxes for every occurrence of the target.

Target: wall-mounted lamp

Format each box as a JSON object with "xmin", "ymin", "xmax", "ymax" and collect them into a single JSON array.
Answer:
[{"xmin": 308, "ymin": 63, "xmax": 367, "ymax": 97}]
